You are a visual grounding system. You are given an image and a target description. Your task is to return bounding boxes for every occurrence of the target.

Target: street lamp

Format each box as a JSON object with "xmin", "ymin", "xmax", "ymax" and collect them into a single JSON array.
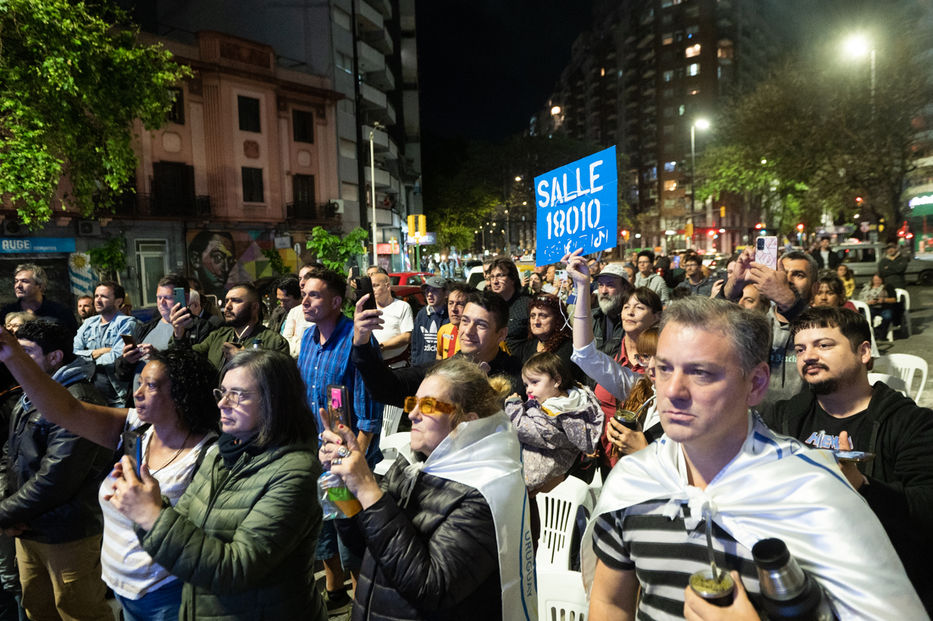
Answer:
[
  {"xmin": 842, "ymin": 33, "xmax": 876, "ymax": 117},
  {"xmin": 690, "ymin": 118, "xmax": 711, "ymax": 244},
  {"xmin": 369, "ymin": 121, "xmax": 383, "ymax": 266}
]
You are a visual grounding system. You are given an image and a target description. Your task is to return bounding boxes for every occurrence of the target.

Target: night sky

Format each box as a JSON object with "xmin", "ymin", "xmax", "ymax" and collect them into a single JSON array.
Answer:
[{"xmin": 416, "ymin": 0, "xmax": 595, "ymax": 143}]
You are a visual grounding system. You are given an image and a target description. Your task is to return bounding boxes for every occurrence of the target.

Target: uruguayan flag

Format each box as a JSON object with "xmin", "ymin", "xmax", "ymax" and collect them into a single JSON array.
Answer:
[{"xmin": 68, "ymin": 253, "xmax": 97, "ymax": 297}]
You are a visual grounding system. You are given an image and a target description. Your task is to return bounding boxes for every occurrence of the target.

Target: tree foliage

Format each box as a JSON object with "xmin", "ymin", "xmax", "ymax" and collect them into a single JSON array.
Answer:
[
  {"xmin": 0, "ymin": 0, "xmax": 191, "ymax": 227},
  {"xmin": 305, "ymin": 226, "xmax": 369, "ymax": 272},
  {"xmin": 697, "ymin": 20, "xmax": 931, "ymax": 234}
]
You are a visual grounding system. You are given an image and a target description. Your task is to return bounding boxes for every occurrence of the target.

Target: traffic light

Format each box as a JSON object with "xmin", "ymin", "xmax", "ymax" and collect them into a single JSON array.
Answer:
[
  {"xmin": 855, "ymin": 196, "xmax": 864, "ymax": 205},
  {"xmin": 796, "ymin": 223, "xmax": 805, "ymax": 232}
]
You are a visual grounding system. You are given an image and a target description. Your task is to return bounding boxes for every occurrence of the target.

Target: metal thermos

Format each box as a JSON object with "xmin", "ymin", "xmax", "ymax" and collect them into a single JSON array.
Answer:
[{"xmin": 752, "ymin": 538, "xmax": 837, "ymax": 620}]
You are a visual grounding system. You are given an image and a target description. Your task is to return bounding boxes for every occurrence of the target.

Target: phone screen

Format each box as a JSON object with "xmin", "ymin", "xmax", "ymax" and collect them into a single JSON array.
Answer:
[
  {"xmin": 120, "ymin": 333, "xmax": 136, "ymax": 346},
  {"xmin": 326, "ymin": 384, "xmax": 350, "ymax": 429},
  {"xmin": 173, "ymin": 287, "xmax": 186, "ymax": 308}
]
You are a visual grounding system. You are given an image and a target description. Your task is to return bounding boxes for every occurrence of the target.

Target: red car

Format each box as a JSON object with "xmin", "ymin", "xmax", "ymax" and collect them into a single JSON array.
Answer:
[{"xmin": 388, "ymin": 272, "xmax": 434, "ymax": 286}]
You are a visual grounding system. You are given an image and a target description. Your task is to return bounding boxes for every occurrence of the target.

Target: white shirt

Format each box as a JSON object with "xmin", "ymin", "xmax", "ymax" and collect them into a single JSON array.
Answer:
[
  {"xmin": 372, "ymin": 297, "xmax": 414, "ymax": 362},
  {"xmin": 281, "ymin": 304, "xmax": 313, "ymax": 358}
]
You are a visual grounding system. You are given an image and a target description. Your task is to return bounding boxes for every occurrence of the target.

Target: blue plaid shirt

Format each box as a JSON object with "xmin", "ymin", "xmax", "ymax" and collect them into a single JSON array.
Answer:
[{"xmin": 298, "ymin": 315, "xmax": 383, "ymax": 466}]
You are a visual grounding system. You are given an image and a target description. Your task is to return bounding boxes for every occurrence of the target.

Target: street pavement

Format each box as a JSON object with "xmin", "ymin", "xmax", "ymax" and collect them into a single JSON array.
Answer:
[{"xmin": 874, "ymin": 285, "xmax": 933, "ymax": 408}]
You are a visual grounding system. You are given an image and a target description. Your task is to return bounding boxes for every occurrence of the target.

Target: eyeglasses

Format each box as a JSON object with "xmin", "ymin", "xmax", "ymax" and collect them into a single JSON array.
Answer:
[
  {"xmin": 403, "ymin": 396, "xmax": 458, "ymax": 416},
  {"xmin": 213, "ymin": 388, "xmax": 255, "ymax": 406},
  {"xmin": 487, "ymin": 273, "xmax": 508, "ymax": 281}
]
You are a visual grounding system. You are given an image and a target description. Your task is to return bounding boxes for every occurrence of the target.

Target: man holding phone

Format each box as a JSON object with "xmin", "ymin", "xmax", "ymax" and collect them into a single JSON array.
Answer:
[
  {"xmin": 114, "ymin": 274, "xmax": 216, "ymax": 399},
  {"xmin": 761, "ymin": 307, "xmax": 933, "ymax": 613},
  {"xmin": 0, "ymin": 320, "xmax": 113, "ymax": 621},
  {"xmin": 298, "ymin": 268, "xmax": 384, "ymax": 612}
]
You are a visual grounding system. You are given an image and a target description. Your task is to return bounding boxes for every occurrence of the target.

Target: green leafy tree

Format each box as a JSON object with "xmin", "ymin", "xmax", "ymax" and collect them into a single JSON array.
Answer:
[
  {"xmin": 87, "ymin": 235, "xmax": 127, "ymax": 280},
  {"xmin": 305, "ymin": 226, "xmax": 369, "ymax": 272},
  {"xmin": 0, "ymin": 0, "xmax": 191, "ymax": 227},
  {"xmin": 698, "ymin": 22, "xmax": 931, "ymax": 234}
]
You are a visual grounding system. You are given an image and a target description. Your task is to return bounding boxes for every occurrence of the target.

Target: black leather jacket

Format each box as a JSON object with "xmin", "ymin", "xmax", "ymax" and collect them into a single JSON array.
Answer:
[
  {"xmin": 0, "ymin": 358, "xmax": 111, "ymax": 543},
  {"xmin": 341, "ymin": 457, "xmax": 502, "ymax": 621}
]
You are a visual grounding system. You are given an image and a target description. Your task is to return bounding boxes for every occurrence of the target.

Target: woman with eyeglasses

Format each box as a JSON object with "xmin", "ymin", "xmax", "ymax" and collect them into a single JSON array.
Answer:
[
  {"xmin": 0, "ymin": 337, "xmax": 327, "ymax": 620},
  {"xmin": 0, "ymin": 339, "xmax": 220, "ymax": 620},
  {"xmin": 318, "ymin": 357, "xmax": 536, "ymax": 621}
]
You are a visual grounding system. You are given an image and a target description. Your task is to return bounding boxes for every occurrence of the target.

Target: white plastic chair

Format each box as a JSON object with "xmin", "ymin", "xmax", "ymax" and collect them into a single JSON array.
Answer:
[
  {"xmin": 381, "ymin": 405, "xmax": 404, "ymax": 437},
  {"xmin": 537, "ymin": 569, "xmax": 588, "ymax": 621},
  {"xmin": 886, "ymin": 289, "xmax": 911, "ymax": 341},
  {"xmin": 876, "ymin": 354, "xmax": 928, "ymax": 403},
  {"xmin": 536, "ymin": 476, "xmax": 593, "ymax": 570},
  {"xmin": 867, "ymin": 372, "xmax": 908, "ymax": 397},
  {"xmin": 850, "ymin": 299, "xmax": 880, "ymax": 358},
  {"xmin": 373, "ymin": 432, "xmax": 411, "ymax": 476}
]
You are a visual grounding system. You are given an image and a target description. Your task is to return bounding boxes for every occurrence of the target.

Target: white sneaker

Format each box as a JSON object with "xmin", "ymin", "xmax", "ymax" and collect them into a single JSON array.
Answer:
[{"xmin": 873, "ymin": 315, "xmax": 882, "ymax": 328}]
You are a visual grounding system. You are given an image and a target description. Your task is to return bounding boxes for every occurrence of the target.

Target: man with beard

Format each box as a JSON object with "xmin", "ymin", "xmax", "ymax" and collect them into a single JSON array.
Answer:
[
  {"xmin": 76, "ymin": 296, "xmax": 95, "ymax": 323},
  {"xmin": 591, "ymin": 263, "xmax": 632, "ymax": 358},
  {"xmin": 724, "ymin": 248, "xmax": 816, "ymax": 405},
  {"xmin": 73, "ymin": 282, "xmax": 139, "ymax": 407},
  {"xmin": 761, "ymin": 307, "xmax": 933, "ymax": 614},
  {"xmin": 486, "ymin": 258, "xmax": 530, "ymax": 352},
  {"xmin": 173, "ymin": 282, "xmax": 288, "ymax": 370}
]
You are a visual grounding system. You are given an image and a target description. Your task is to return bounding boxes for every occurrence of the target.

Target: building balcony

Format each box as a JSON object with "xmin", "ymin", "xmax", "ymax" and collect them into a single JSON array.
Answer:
[
  {"xmin": 364, "ymin": 125, "xmax": 399, "ymax": 159},
  {"xmin": 357, "ymin": 0, "xmax": 384, "ymax": 32},
  {"xmin": 360, "ymin": 82, "xmax": 396, "ymax": 125},
  {"xmin": 364, "ymin": 166, "xmax": 392, "ymax": 189},
  {"xmin": 362, "ymin": 25, "xmax": 394, "ymax": 55},
  {"xmin": 286, "ymin": 200, "xmax": 341, "ymax": 223},
  {"xmin": 366, "ymin": 63, "xmax": 395, "ymax": 90},
  {"xmin": 358, "ymin": 40, "xmax": 385, "ymax": 74},
  {"xmin": 111, "ymin": 192, "xmax": 211, "ymax": 219}
]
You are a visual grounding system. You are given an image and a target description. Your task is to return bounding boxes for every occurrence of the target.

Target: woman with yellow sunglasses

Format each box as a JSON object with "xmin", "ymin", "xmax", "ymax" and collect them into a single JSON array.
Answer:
[{"xmin": 318, "ymin": 357, "xmax": 537, "ymax": 621}]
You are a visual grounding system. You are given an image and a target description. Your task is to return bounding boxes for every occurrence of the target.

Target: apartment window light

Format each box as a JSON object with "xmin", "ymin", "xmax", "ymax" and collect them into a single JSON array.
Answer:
[{"xmin": 685, "ymin": 44, "xmax": 701, "ymax": 58}]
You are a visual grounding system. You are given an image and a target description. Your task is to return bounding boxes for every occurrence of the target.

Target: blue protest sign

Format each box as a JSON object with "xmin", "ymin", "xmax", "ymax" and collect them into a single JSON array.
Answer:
[{"xmin": 534, "ymin": 146, "xmax": 617, "ymax": 266}]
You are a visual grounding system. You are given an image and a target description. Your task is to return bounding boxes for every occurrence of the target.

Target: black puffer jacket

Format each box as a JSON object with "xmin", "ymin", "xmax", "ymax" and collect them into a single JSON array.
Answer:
[
  {"xmin": 341, "ymin": 457, "xmax": 502, "ymax": 621},
  {"xmin": 0, "ymin": 358, "xmax": 111, "ymax": 543}
]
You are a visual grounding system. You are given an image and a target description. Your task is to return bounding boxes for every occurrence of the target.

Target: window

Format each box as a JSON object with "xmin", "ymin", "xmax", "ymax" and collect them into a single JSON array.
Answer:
[
  {"xmin": 136, "ymin": 240, "xmax": 168, "ymax": 306},
  {"xmin": 687, "ymin": 63, "xmax": 700, "ymax": 76},
  {"xmin": 242, "ymin": 167, "xmax": 264, "ymax": 202},
  {"xmin": 685, "ymin": 4, "xmax": 699, "ymax": 17},
  {"xmin": 685, "ymin": 44, "xmax": 701, "ymax": 58},
  {"xmin": 718, "ymin": 41, "xmax": 734, "ymax": 59},
  {"xmin": 688, "ymin": 88, "xmax": 701, "ymax": 96},
  {"xmin": 662, "ymin": 124, "xmax": 674, "ymax": 135},
  {"xmin": 238, "ymin": 96, "xmax": 261, "ymax": 132},
  {"xmin": 167, "ymin": 88, "xmax": 185, "ymax": 125},
  {"xmin": 678, "ymin": 104, "xmax": 686, "ymax": 115},
  {"xmin": 675, "ymin": 30, "xmax": 684, "ymax": 42},
  {"xmin": 662, "ymin": 32, "xmax": 674, "ymax": 45},
  {"xmin": 664, "ymin": 180, "xmax": 678, "ymax": 191},
  {"xmin": 662, "ymin": 88, "xmax": 674, "ymax": 99},
  {"xmin": 664, "ymin": 161, "xmax": 677, "ymax": 172},
  {"xmin": 663, "ymin": 107, "xmax": 674, "ymax": 118},
  {"xmin": 600, "ymin": 67, "xmax": 606, "ymax": 77},
  {"xmin": 293, "ymin": 109, "xmax": 314, "ymax": 143},
  {"xmin": 662, "ymin": 70, "xmax": 674, "ymax": 83},
  {"xmin": 686, "ymin": 25, "xmax": 699, "ymax": 38}
]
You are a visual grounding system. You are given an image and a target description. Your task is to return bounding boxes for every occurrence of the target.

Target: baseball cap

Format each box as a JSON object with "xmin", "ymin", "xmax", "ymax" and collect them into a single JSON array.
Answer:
[
  {"xmin": 422, "ymin": 276, "xmax": 447, "ymax": 289},
  {"xmin": 597, "ymin": 263, "xmax": 627, "ymax": 280}
]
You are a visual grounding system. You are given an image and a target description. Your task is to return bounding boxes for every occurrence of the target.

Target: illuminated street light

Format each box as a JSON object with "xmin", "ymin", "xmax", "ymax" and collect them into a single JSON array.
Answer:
[
  {"xmin": 842, "ymin": 33, "xmax": 876, "ymax": 116},
  {"xmin": 514, "ymin": 175, "xmax": 523, "ymax": 182},
  {"xmin": 550, "ymin": 105, "xmax": 562, "ymax": 116}
]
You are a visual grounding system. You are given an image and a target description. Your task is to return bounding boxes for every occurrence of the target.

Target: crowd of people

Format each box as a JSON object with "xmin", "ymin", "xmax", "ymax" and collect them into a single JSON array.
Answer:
[{"xmin": 0, "ymin": 238, "xmax": 925, "ymax": 621}]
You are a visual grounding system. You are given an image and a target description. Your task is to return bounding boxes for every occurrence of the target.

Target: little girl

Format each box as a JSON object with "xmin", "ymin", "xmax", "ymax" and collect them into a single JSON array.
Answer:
[{"xmin": 504, "ymin": 352, "xmax": 604, "ymax": 493}]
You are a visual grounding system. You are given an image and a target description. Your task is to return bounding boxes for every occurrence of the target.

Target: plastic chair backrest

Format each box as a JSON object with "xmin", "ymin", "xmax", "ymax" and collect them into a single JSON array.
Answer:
[
  {"xmin": 896, "ymin": 288, "xmax": 910, "ymax": 313},
  {"xmin": 373, "ymin": 432, "xmax": 412, "ymax": 476},
  {"xmin": 382, "ymin": 405, "xmax": 404, "ymax": 437},
  {"xmin": 877, "ymin": 354, "xmax": 928, "ymax": 403},
  {"xmin": 850, "ymin": 299, "xmax": 879, "ymax": 357},
  {"xmin": 537, "ymin": 569, "xmax": 587, "ymax": 621},
  {"xmin": 536, "ymin": 476, "xmax": 592, "ymax": 570},
  {"xmin": 867, "ymin": 372, "xmax": 908, "ymax": 396}
]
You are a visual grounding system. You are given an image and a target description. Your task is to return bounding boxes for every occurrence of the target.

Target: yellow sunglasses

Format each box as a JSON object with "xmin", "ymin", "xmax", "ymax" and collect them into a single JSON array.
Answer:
[{"xmin": 403, "ymin": 396, "xmax": 458, "ymax": 416}]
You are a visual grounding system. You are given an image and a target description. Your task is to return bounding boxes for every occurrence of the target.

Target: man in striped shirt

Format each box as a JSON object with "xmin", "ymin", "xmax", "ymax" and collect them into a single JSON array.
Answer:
[{"xmin": 585, "ymin": 297, "xmax": 924, "ymax": 620}]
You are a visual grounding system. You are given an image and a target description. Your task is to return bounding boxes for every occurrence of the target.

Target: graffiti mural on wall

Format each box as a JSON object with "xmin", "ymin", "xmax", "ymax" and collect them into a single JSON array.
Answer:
[{"xmin": 186, "ymin": 230, "xmax": 294, "ymax": 299}]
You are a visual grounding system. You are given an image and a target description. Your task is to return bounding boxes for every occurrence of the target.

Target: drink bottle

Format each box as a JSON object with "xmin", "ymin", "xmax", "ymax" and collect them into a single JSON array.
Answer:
[{"xmin": 752, "ymin": 538, "xmax": 837, "ymax": 620}]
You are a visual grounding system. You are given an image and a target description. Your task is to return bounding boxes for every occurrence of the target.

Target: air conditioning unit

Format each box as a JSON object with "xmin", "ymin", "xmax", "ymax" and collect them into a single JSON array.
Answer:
[
  {"xmin": 2, "ymin": 220, "xmax": 25, "ymax": 236},
  {"xmin": 331, "ymin": 199, "xmax": 345, "ymax": 214},
  {"xmin": 77, "ymin": 220, "xmax": 101, "ymax": 237}
]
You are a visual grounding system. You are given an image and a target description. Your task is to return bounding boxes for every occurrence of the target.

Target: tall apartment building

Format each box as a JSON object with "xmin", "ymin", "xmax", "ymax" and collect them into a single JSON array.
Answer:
[
  {"xmin": 533, "ymin": 0, "xmax": 784, "ymax": 253},
  {"xmin": 0, "ymin": 0, "xmax": 421, "ymax": 311},
  {"xmin": 903, "ymin": 1, "xmax": 933, "ymax": 254}
]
